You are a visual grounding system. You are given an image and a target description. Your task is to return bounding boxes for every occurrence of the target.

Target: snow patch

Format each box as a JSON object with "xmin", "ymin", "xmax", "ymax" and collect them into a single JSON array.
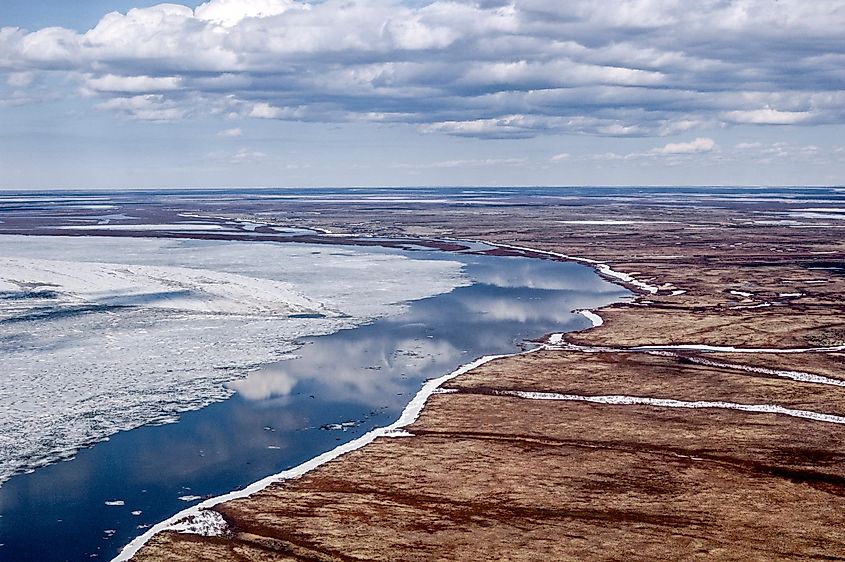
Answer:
[
  {"xmin": 730, "ymin": 290, "xmax": 753, "ymax": 298},
  {"xmin": 499, "ymin": 391, "xmax": 845, "ymax": 425},
  {"xmin": 685, "ymin": 356, "xmax": 845, "ymax": 388},
  {"xmin": 169, "ymin": 510, "xmax": 229, "ymax": 537},
  {"xmin": 578, "ymin": 310, "xmax": 603, "ymax": 327}
]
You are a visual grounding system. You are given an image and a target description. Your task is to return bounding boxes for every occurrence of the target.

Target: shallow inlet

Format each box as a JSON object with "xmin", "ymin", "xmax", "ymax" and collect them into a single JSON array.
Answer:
[{"xmin": 0, "ymin": 242, "xmax": 629, "ymax": 562}]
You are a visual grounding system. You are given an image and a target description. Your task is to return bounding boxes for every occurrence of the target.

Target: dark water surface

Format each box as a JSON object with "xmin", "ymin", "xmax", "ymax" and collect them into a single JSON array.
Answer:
[{"xmin": 0, "ymin": 246, "xmax": 629, "ymax": 562}]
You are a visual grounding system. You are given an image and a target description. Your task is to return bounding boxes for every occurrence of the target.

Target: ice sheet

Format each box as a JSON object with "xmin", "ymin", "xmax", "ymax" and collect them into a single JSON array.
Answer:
[{"xmin": 0, "ymin": 235, "xmax": 468, "ymax": 485}]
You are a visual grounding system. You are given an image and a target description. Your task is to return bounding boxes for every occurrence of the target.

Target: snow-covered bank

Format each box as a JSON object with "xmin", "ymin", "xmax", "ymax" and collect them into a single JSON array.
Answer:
[
  {"xmin": 0, "ymin": 235, "xmax": 469, "ymax": 485},
  {"xmin": 113, "ymin": 352, "xmax": 520, "ymax": 561},
  {"xmin": 578, "ymin": 310, "xmax": 604, "ymax": 327}
]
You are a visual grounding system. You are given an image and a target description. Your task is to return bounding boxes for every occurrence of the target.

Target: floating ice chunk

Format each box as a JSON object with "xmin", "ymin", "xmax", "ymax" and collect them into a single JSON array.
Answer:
[
  {"xmin": 104, "ymin": 500, "xmax": 125, "ymax": 506},
  {"xmin": 178, "ymin": 495, "xmax": 202, "ymax": 502}
]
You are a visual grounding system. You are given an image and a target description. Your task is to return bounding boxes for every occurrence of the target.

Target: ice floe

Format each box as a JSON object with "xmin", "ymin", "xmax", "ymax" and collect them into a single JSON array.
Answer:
[{"xmin": 0, "ymin": 235, "xmax": 468, "ymax": 485}]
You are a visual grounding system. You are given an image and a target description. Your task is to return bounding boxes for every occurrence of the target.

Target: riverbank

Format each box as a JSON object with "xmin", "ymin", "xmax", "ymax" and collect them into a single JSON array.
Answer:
[{"xmin": 125, "ymin": 189, "xmax": 845, "ymax": 560}]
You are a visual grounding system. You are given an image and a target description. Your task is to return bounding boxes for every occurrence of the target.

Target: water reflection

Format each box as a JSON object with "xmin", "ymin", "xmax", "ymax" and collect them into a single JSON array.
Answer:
[
  {"xmin": 0, "ymin": 251, "xmax": 629, "ymax": 562},
  {"xmin": 230, "ymin": 336, "xmax": 462, "ymax": 402}
]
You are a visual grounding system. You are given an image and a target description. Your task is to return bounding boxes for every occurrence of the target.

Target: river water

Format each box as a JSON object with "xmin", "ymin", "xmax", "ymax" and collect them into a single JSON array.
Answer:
[{"xmin": 0, "ymin": 242, "xmax": 629, "ymax": 561}]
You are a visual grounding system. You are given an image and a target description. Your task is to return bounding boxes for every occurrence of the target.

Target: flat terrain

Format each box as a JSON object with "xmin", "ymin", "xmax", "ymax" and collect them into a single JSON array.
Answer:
[{"xmin": 109, "ymin": 190, "xmax": 845, "ymax": 560}]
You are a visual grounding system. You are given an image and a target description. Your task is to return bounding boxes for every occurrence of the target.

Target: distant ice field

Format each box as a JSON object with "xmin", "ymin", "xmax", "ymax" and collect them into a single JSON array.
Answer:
[{"xmin": 0, "ymin": 235, "xmax": 469, "ymax": 484}]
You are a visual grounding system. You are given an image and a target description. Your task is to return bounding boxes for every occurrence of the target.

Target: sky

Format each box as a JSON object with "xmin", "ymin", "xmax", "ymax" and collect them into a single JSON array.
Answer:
[{"xmin": 0, "ymin": 0, "xmax": 843, "ymax": 189}]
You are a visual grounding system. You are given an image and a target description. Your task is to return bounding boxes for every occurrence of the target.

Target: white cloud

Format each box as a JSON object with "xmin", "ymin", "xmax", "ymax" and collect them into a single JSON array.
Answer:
[
  {"xmin": 1, "ymin": 0, "xmax": 844, "ymax": 138},
  {"xmin": 654, "ymin": 137, "xmax": 717, "ymax": 154},
  {"xmin": 96, "ymin": 94, "xmax": 187, "ymax": 121},
  {"xmin": 6, "ymin": 71, "xmax": 33, "ymax": 87},
  {"xmin": 84, "ymin": 74, "xmax": 182, "ymax": 94},
  {"xmin": 217, "ymin": 127, "xmax": 242, "ymax": 137},
  {"xmin": 721, "ymin": 109, "xmax": 815, "ymax": 125},
  {"xmin": 194, "ymin": 0, "xmax": 303, "ymax": 27},
  {"xmin": 229, "ymin": 147, "xmax": 267, "ymax": 163}
]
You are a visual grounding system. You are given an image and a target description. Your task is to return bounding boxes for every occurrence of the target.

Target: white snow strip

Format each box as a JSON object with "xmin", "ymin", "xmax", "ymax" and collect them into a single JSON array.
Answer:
[
  {"xmin": 113, "ymin": 352, "xmax": 520, "ymax": 561},
  {"xmin": 684, "ymin": 356, "xmax": 845, "ymax": 388},
  {"xmin": 779, "ymin": 293, "xmax": 803, "ymax": 297},
  {"xmin": 730, "ymin": 290, "xmax": 752, "ymax": 298},
  {"xmin": 544, "ymin": 340, "xmax": 845, "ymax": 355},
  {"xmin": 578, "ymin": 310, "xmax": 603, "ymax": 327},
  {"xmin": 629, "ymin": 343, "xmax": 845, "ymax": 354},
  {"xmin": 498, "ymin": 391, "xmax": 845, "ymax": 425},
  {"xmin": 671, "ymin": 290, "xmax": 687, "ymax": 296},
  {"xmin": 383, "ymin": 429, "xmax": 415, "ymax": 438},
  {"xmin": 730, "ymin": 302, "xmax": 773, "ymax": 310},
  {"xmin": 556, "ymin": 220, "xmax": 647, "ymax": 225}
]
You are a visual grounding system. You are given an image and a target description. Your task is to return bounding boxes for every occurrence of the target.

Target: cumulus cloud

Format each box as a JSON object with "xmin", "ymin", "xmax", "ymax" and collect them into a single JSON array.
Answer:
[
  {"xmin": 1, "ymin": 0, "xmax": 844, "ymax": 137},
  {"xmin": 205, "ymin": 147, "xmax": 268, "ymax": 164},
  {"xmin": 654, "ymin": 137, "xmax": 717, "ymax": 154},
  {"xmin": 721, "ymin": 108, "xmax": 815, "ymax": 125},
  {"xmin": 217, "ymin": 127, "xmax": 242, "ymax": 137}
]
